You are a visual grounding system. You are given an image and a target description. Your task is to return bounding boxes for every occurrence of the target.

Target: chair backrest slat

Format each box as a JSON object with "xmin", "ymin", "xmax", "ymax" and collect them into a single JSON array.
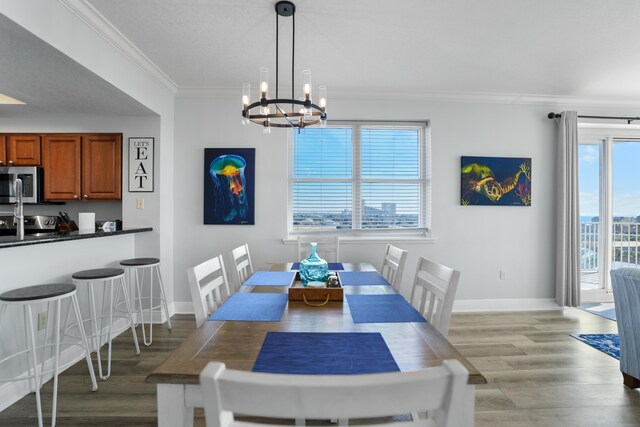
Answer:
[
  {"xmin": 228, "ymin": 244, "xmax": 254, "ymax": 293},
  {"xmin": 297, "ymin": 236, "xmax": 340, "ymax": 262},
  {"xmin": 410, "ymin": 257, "xmax": 460, "ymax": 337},
  {"xmin": 380, "ymin": 244, "xmax": 408, "ymax": 291},
  {"xmin": 200, "ymin": 360, "xmax": 469, "ymax": 427},
  {"xmin": 187, "ymin": 255, "xmax": 230, "ymax": 327}
]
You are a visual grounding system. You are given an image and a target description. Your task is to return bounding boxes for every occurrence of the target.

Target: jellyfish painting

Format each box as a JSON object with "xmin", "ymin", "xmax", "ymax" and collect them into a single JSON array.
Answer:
[{"xmin": 203, "ymin": 149, "xmax": 255, "ymax": 225}]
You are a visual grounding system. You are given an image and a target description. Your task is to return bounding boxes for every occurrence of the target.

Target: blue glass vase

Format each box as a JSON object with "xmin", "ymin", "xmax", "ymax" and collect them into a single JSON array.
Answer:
[{"xmin": 299, "ymin": 242, "xmax": 328, "ymax": 286}]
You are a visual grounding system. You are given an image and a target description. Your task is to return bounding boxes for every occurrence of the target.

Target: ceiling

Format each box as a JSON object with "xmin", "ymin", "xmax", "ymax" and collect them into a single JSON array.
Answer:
[
  {"xmin": 86, "ymin": 0, "xmax": 640, "ymax": 103},
  {"xmin": 0, "ymin": 13, "xmax": 154, "ymax": 117}
]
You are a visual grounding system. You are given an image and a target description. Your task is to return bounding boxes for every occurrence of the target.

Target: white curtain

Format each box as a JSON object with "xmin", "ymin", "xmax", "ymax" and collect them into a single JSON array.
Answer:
[{"xmin": 555, "ymin": 111, "xmax": 580, "ymax": 307}]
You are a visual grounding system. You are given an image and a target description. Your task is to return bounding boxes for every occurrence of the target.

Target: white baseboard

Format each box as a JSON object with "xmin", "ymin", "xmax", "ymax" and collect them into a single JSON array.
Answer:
[
  {"xmin": 171, "ymin": 302, "xmax": 194, "ymax": 314},
  {"xmin": 0, "ymin": 318, "xmax": 130, "ymax": 412},
  {"xmin": 453, "ymin": 298, "xmax": 561, "ymax": 312}
]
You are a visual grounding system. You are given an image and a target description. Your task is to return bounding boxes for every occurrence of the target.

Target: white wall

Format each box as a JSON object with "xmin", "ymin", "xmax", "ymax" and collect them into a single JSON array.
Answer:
[{"xmin": 174, "ymin": 96, "xmax": 559, "ymax": 306}]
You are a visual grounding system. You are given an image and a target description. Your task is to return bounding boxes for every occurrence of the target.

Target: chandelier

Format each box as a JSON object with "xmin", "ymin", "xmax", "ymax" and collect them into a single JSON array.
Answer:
[{"xmin": 242, "ymin": 1, "xmax": 327, "ymax": 133}]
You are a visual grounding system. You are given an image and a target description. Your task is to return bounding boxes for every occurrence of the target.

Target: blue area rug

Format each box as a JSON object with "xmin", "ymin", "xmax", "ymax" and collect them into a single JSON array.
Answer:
[
  {"xmin": 208, "ymin": 293, "xmax": 288, "ymax": 322},
  {"xmin": 580, "ymin": 303, "xmax": 617, "ymax": 321},
  {"xmin": 253, "ymin": 332, "xmax": 400, "ymax": 375},
  {"xmin": 571, "ymin": 333, "xmax": 620, "ymax": 360}
]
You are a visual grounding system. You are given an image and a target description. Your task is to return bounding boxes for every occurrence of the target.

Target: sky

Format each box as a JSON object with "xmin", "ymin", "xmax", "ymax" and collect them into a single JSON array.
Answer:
[{"xmin": 579, "ymin": 141, "xmax": 640, "ymax": 218}]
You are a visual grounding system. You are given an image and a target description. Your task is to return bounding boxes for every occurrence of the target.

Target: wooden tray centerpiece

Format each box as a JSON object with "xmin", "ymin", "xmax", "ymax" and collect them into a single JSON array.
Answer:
[{"xmin": 288, "ymin": 272, "xmax": 343, "ymax": 306}]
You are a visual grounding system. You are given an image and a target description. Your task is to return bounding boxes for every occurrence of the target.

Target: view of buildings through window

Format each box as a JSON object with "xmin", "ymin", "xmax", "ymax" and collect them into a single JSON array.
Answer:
[{"xmin": 290, "ymin": 124, "xmax": 427, "ymax": 232}]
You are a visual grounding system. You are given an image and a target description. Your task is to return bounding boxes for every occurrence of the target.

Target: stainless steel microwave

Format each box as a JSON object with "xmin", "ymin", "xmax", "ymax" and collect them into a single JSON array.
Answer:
[{"xmin": 0, "ymin": 166, "xmax": 44, "ymax": 204}]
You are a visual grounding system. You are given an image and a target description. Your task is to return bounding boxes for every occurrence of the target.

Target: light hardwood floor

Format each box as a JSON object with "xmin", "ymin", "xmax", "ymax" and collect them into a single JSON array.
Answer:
[{"xmin": 1, "ymin": 310, "xmax": 638, "ymax": 426}]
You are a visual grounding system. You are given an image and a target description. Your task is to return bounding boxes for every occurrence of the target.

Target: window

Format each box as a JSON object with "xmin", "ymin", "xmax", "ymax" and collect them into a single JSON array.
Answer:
[
  {"xmin": 288, "ymin": 121, "xmax": 430, "ymax": 236},
  {"xmin": 578, "ymin": 126, "xmax": 640, "ymax": 296}
]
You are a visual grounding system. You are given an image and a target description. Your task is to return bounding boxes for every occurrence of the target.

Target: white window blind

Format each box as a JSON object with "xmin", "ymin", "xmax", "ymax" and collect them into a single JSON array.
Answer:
[{"xmin": 288, "ymin": 121, "xmax": 430, "ymax": 235}]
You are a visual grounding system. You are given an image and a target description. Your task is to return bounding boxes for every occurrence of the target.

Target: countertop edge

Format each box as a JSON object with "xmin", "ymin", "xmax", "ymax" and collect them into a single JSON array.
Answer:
[{"xmin": 0, "ymin": 227, "xmax": 153, "ymax": 249}]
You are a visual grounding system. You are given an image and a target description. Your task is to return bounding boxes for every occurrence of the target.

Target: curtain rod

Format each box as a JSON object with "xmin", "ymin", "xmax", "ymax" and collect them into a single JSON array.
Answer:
[{"xmin": 547, "ymin": 112, "xmax": 640, "ymax": 124}]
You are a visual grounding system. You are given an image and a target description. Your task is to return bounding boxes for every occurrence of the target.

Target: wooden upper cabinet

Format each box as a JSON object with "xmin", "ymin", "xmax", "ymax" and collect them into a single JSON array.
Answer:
[
  {"xmin": 42, "ymin": 135, "xmax": 82, "ymax": 201},
  {"xmin": 0, "ymin": 136, "xmax": 6, "ymax": 166},
  {"xmin": 82, "ymin": 134, "xmax": 122, "ymax": 200},
  {"xmin": 7, "ymin": 134, "xmax": 41, "ymax": 165}
]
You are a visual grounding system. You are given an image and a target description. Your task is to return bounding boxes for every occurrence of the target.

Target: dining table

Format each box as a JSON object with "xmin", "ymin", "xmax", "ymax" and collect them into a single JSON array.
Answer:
[{"xmin": 147, "ymin": 262, "xmax": 486, "ymax": 427}]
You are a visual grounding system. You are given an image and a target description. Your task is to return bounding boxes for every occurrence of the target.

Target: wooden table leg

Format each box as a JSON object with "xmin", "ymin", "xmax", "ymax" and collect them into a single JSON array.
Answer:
[{"xmin": 158, "ymin": 384, "xmax": 194, "ymax": 427}]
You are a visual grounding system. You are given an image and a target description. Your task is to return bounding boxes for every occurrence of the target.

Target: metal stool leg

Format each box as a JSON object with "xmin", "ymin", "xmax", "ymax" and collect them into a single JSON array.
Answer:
[
  {"xmin": 71, "ymin": 294, "xmax": 98, "ymax": 391},
  {"xmin": 39, "ymin": 300, "xmax": 52, "ymax": 390},
  {"xmin": 51, "ymin": 298, "xmax": 62, "ymax": 426},
  {"xmin": 105, "ymin": 278, "xmax": 115, "ymax": 380},
  {"xmin": 22, "ymin": 306, "xmax": 35, "ymax": 393},
  {"xmin": 26, "ymin": 305, "xmax": 43, "ymax": 427},
  {"xmin": 120, "ymin": 277, "xmax": 140, "ymax": 355},
  {"xmin": 156, "ymin": 264, "xmax": 172, "ymax": 331},
  {"xmin": 87, "ymin": 282, "xmax": 105, "ymax": 380},
  {"xmin": 147, "ymin": 267, "xmax": 153, "ymax": 346},
  {"xmin": 134, "ymin": 267, "xmax": 149, "ymax": 346}
]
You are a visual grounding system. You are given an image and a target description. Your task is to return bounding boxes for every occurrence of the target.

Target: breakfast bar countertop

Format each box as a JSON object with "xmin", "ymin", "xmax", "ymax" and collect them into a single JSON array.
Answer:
[{"xmin": 0, "ymin": 227, "xmax": 153, "ymax": 249}]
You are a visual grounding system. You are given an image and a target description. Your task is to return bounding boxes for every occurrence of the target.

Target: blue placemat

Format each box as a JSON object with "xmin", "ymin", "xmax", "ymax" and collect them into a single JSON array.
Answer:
[
  {"xmin": 339, "ymin": 271, "xmax": 391, "ymax": 286},
  {"xmin": 243, "ymin": 271, "xmax": 296, "ymax": 286},
  {"xmin": 253, "ymin": 332, "xmax": 400, "ymax": 374},
  {"xmin": 346, "ymin": 294, "xmax": 426, "ymax": 323},
  {"xmin": 291, "ymin": 262, "xmax": 344, "ymax": 271},
  {"xmin": 208, "ymin": 293, "xmax": 288, "ymax": 322}
]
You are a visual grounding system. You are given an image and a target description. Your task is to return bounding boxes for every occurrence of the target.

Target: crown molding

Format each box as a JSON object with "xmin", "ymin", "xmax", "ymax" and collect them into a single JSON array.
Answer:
[
  {"xmin": 176, "ymin": 86, "xmax": 640, "ymax": 108},
  {"xmin": 57, "ymin": 0, "xmax": 178, "ymax": 94}
]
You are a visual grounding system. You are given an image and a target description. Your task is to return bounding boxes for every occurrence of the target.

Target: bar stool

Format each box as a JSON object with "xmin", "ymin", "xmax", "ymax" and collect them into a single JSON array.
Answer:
[
  {"xmin": 71, "ymin": 268, "xmax": 140, "ymax": 381},
  {"xmin": 120, "ymin": 257, "xmax": 172, "ymax": 346},
  {"xmin": 0, "ymin": 283, "xmax": 98, "ymax": 427}
]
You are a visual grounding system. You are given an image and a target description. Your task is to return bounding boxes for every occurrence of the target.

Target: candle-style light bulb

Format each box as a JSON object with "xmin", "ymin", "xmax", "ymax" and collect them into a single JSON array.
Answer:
[
  {"xmin": 259, "ymin": 67, "xmax": 269, "ymax": 99},
  {"xmin": 303, "ymin": 70, "xmax": 312, "ymax": 101},
  {"xmin": 318, "ymin": 86, "xmax": 327, "ymax": 109},
  {"xmin": 242, "ymin": 83, "xmax": 251, "ymax": 107}
]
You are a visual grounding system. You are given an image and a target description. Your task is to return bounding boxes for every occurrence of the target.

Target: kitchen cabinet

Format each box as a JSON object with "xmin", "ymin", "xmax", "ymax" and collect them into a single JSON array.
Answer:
[
  {"xmin": 42, "ymin": 135, "xmax": 82, "ymax": 200},
  {"xmin": 0, "ymin": 136, "xmax": 5, "ymax": 166},
  {"xmin": 0, "ymin": 134, "xmax": 41, "ymax": 166},
  {"xmin": 42, "ymin": 133, "xmax": 121, "ymax": 201},
  {"xmin": 82, "ymin": 134, "xmax": 122, "ymax": 200}
]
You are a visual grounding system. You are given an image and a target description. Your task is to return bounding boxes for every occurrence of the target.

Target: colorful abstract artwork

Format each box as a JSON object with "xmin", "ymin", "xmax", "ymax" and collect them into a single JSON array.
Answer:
[
  {"xmin": 461, "ymin": 156, "xmax": 531, "ymax": 206},
  {"xmin": 204, "ymin": 148, "xmax": 255, "ymax": 224}
]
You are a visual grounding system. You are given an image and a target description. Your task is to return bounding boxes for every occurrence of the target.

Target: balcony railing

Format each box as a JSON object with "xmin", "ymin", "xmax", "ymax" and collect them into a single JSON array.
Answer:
[{"xmin": 580, "ymin": 221, "xmax": 640, "ymax": 288}]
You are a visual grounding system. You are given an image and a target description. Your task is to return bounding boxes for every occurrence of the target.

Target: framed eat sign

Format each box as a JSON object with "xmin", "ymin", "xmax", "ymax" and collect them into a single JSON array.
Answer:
[{"xmin": 129, "ymin": 137, "xmax": 154, "ymax": 192}]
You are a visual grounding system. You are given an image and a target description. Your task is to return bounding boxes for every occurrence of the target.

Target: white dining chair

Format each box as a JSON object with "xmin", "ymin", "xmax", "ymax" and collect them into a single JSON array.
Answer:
[
  {"xmin": 297, "ymin": 235, "xmax": 340, "ymax": 262},
  {"xmin": 380, "ymin": 244, "xmax": 408, "ymax": 292},
  {"xmin": 187, "ymin": 255, "xmax": 231, "ymax": 328},
  {"xmin": 199, "ymin": 359, "xmax": 469, "ymax": 427},
  {"xmin": 410, "ymin": 257, "xmax": 460, "ymax": 337},
  {"xmin": 228, "ymin": 244, "xmax": 254, "ymax": 293}
]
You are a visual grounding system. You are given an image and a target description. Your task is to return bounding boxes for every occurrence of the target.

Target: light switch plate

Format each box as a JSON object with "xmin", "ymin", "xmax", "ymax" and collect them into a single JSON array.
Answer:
[{"xmin": 136, "ymin": 198, "xmax": 144, "ymax": 210}]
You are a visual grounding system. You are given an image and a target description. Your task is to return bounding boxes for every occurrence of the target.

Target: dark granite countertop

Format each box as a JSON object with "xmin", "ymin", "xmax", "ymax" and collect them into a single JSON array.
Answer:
[{"xmin": 0, "ymin": 227, "xmax": 153, "ymax": 249}]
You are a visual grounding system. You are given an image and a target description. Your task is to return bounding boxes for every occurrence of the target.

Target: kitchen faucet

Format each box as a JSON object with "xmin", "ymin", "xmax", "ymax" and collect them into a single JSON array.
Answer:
[{"xmin": 0, "ymin": 178, "xmax": 25, "ymax": 240}]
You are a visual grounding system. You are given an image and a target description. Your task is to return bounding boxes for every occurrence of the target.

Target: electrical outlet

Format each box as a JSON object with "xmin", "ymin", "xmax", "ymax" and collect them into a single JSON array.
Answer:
[
  {"xmin": 499, "ymin": 270, "xmax": 507, "ymax": 280},
  {"xmin": 136, "ymin": 198, "xmax": 144, "ymax": 210},
  {"xmin": 37, "ymin": 312, "xmax": 46, "ymax": 331}
]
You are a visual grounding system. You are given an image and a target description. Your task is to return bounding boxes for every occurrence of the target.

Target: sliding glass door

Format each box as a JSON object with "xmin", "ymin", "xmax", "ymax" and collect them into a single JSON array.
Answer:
[
  {"xmin": 579, "ymin": 143, "xmax": 603, "ymax": 292},
  {"xmin": 579, "ymin": 134, "xmax": 640, "ymax": 300},
  {"xmin": 612, "ymin": 140, "xmax": 640, "ymax": 272}
]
